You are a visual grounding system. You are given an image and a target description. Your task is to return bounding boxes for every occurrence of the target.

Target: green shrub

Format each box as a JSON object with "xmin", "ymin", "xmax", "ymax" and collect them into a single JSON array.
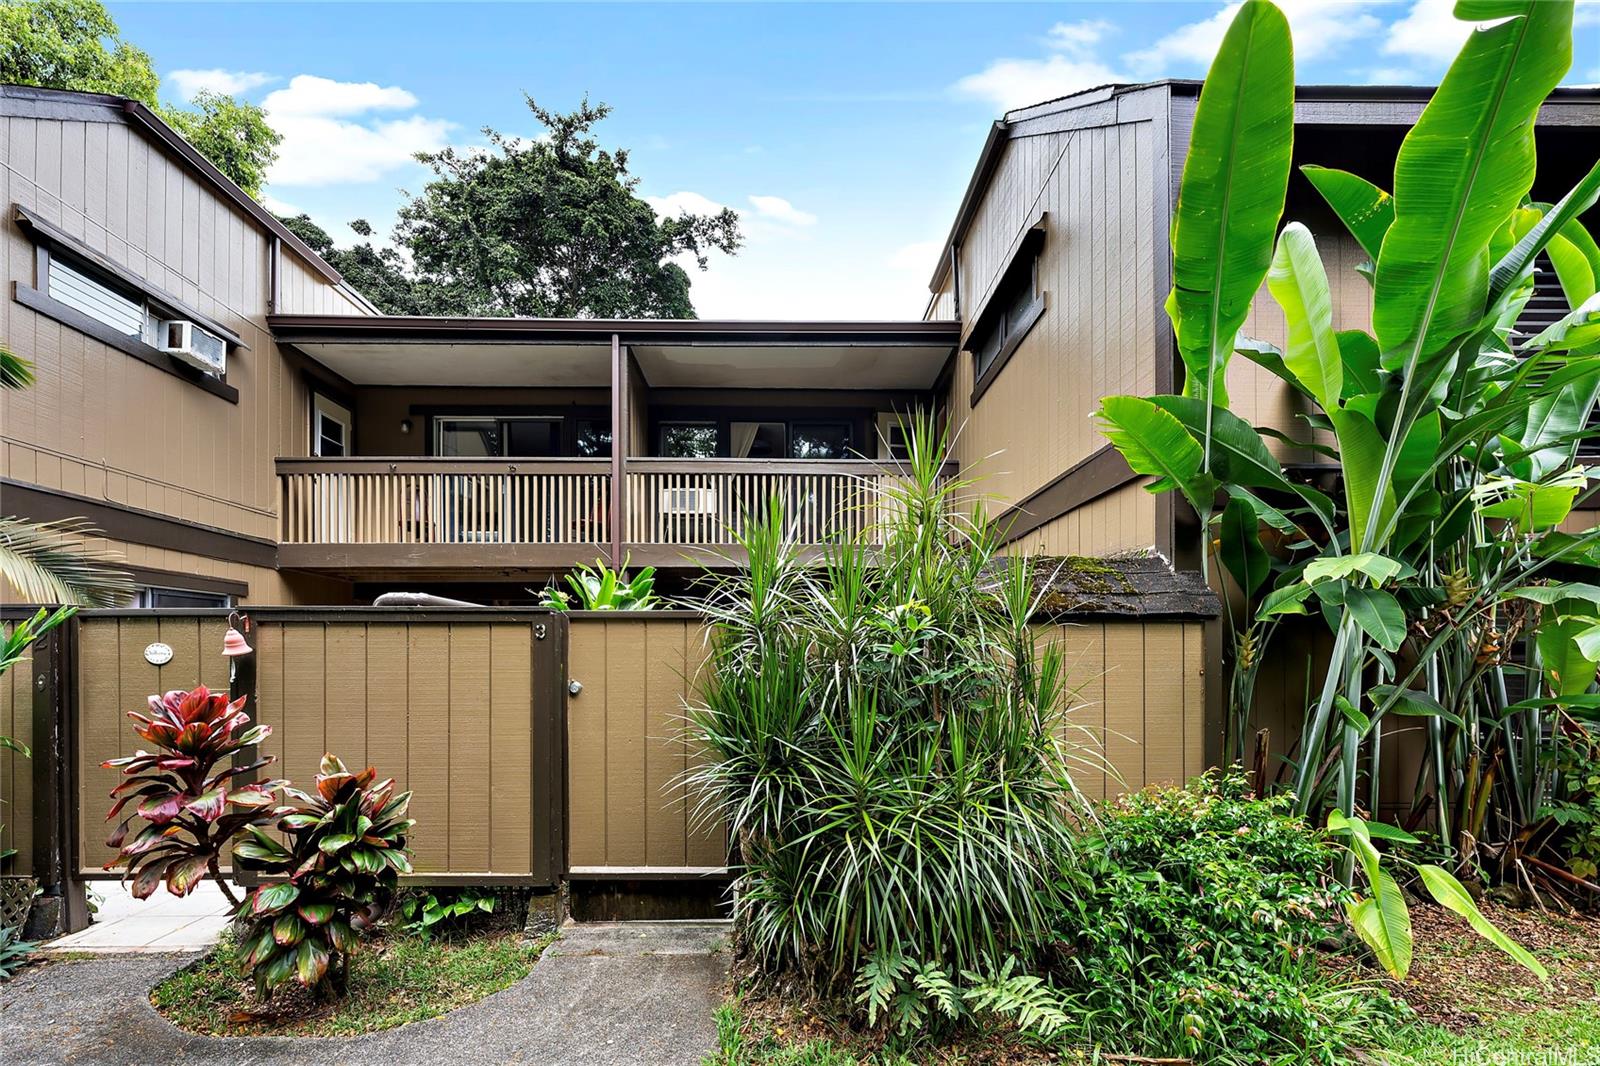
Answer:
[
  {"xmin": 397, "ymin": 886, "xmax": 498, "ymax": 937},
  {"xmin": 689, "ymin": 415, "xmax": 1084, "ymax": 1019},
  {"xmin": 1541, "ymin": 718, "xmax": 1600, "ymax": 882},
  {"xmin": 1049, "ymin": 771, "xmax": 1403, "ymax": 1064}
]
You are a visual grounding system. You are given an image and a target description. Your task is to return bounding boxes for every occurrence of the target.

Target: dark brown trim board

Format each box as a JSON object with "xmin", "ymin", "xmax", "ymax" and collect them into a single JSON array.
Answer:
[
  {"xmin": 0, "ymin": 479, "xmax": 277, "ymax": 568},
  {"xmin": 995, "ymin": 444, "xmax": 1141, "ymax": 545},
  {"xmin": 269, "ymin": 315, "xmax": 962, "ymax": 348},
  {"xmin": 120, "ymin": 566, "xmax": 250, "ymax": 600},
  {"xmin": 12, "ymin": 284, "xmax": 240, "ymax": 404}
]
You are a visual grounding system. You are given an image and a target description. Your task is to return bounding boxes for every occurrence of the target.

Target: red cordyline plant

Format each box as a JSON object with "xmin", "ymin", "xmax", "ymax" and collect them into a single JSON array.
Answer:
[
  {"xmin": 102, "ymin": 685, "xmax": 285, "ymax": 906},
  {"xmin": 233, "ymin": 754, "xmax": 414, "ymax": 999}
]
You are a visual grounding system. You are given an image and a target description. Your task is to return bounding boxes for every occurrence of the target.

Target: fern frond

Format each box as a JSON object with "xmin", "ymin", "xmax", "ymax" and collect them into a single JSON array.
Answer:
[{"xmin": 0, "ymin": 517, "xmax": 135, "ymax": 607}]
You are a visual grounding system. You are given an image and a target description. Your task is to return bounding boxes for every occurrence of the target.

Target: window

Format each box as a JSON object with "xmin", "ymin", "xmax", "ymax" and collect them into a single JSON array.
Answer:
[
  {"xmin": 791, "ymin": 421, "xmax": 852, "ymax": 459},
  {"xmin": 966, "ymin": 219, "xmax": 1047, "ymax": 402},
  {"xmin": 730, "ymin": 421, "xmax": 786, "ymax": 459},
  {"xmin": 136, "ymin": 587, "xmax": 230, "ymax": 609},
  {"xmin": 576, "ymin": 418, "xmax": 612, "ymax": 457},
  {"xmin": 970, "ymin": 255, "xmax": 1043, "ymax": 383},
  {"xmin": 436, "ymin": 416, "xmax": 562, "ymax": 457},
  {"xmin": 47, "ymin": 256, "xmax": 144, "ymax": 338},
  {"xmin": 313, "ymin": 395, "xmax": 353, "ymax": 457},
  {"xmin": 660, "ymin": 422, "xmax": 718, "ymax": 458}
]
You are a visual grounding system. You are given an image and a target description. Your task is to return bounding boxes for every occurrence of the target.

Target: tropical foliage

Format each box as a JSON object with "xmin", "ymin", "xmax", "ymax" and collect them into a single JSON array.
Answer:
[
  {"xmin": 397, "ymin": 886, "xmax": 498, "ymax": 937},
  {"xmin": 539, "ymin": 556, "xmax": 658, "ymax": 611},
  {"xmin": 688, "ymin": 415, "xmax": 1084, "ymax": 1020},
  {"xmin": 1095, "ymin": 0, "xmax": 1600, "ymax": 906},
  {"xmin": 232, "ymin": 754, "xmax": 414, "ymax": 1000},
  {"xmin": 101, "ymin": 683, "xmax": 286, "ymax": 906},
  {"xmin": 1050, "ymin": 773, "xmax": 1402, "ymax": 1065}
]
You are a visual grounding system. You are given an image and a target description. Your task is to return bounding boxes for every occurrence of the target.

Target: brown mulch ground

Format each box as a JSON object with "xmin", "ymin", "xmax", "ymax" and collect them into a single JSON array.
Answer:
[{"xmin": 1378, "ymin": 901, "xmax": 1600, "ymax": 1032}]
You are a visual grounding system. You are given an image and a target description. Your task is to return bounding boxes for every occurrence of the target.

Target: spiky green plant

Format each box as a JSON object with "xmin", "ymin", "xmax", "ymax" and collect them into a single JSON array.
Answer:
[{"xmin": 688, "ymin": 413, "xmax": 1089, "ymax": 1016}]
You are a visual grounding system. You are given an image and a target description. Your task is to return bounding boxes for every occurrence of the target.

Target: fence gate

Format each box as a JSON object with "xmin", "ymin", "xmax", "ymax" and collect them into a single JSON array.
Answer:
[{"xmin": 66, "ymin": 608, "xmax": 567, "ymax": 887}]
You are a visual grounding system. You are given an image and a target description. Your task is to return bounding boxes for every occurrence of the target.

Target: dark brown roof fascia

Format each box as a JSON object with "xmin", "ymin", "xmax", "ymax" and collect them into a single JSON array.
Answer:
[
  {"xmin": 268, "ymin": 314, "xmax": 962, "ymax": 348},
  {"xmin": 0, "ymin": 85, "xmax": 345, "ymax": 287}
]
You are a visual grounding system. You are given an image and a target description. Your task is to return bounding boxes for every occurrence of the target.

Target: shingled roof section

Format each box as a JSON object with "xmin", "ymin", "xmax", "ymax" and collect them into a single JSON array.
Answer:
[{"xmin": 1015, "ymin": 552, "xmax": 1220, "ymax": 621}]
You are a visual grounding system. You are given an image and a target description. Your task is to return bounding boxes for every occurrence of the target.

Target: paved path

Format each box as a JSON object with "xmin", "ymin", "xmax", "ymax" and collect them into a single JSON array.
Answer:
[
  {"xmin": 1, "ymin": 920, "xmax": 729, "ymax": 1065},
  {"xmin": 43, "ymin": 883, "xmax": 235, "ymax": 954}
]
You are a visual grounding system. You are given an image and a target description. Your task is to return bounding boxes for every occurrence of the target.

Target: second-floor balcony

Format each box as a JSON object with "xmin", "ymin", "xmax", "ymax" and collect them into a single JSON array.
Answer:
[{"xmin": 276, "ymin": 456, "xmax": 954, "ymax": 576}]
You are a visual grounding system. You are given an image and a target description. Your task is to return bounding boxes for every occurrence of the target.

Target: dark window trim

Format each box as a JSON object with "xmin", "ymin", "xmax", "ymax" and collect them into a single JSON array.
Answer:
[
  {"xmin": 14, "ymin": 282, "xmax": 239, "ymax": 403},
  {"xmin": 14, "ymin": 203, "xmax": 246, "ymax": 348},
  {"xmin": 965, "ymin": 215, "xmax": 1048, "ymax": 406},
  {"xmin": 969, "ymin": 295, "xmax": 1046, "ymax": 407}
]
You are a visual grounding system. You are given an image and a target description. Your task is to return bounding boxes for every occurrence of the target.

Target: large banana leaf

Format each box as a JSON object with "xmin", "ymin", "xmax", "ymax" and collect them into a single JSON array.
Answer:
[
  {"xmin": 1266, "ymin": 223, "xmax": 1344, "ymax": 410},
  {"xmin": 1168, "ymin": 0, "xmax": 1294, "ymax": 412},
  {"xmin": 1374, "ymin": 0, "xmax": 1573, "ymax": 369},
  {"xmin": 1301, "ymin": 166, "xmax": 1394, "ymax": 262},
  {"xmin": 1487, "ymin": 158, "xmax": 1600, "ymax": 306},
  {"xmin": 1096, "ymin": 396, "xmax": 1218, "ymax": 520}
]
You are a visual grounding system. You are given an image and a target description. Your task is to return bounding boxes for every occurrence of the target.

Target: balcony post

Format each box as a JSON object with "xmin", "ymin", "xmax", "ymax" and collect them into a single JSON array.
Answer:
[{"xmin": 609, "ymin": 333, "xmax": 626, "ymax": 565}]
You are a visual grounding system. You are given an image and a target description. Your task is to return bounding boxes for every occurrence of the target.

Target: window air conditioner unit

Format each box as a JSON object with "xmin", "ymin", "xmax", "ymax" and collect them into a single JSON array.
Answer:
[
  {"xmin": 660, "ymin": 487, "xmax": 718, "ymax": 515},
  {"xmin": 159, "ymin": 320, "xmax": 227, "ymax": 376}
]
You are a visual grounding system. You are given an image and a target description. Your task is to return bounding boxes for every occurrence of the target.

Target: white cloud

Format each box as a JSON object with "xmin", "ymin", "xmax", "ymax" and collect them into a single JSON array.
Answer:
[
  {"xmin": 167, "ymin": 68, "xmax": 275, "ymax": 100},
  {"xmin": 1126, "ymin": 0, "xmax": 1385, "ymax": 76},
  {"xmin": 748, "ymin": 195, "xmax": 817, "ymax": 227},
  {"xmin": 259, "ymin": 75, "xmax": 451, "ymax": 187},
  {"xmin": 1381, "ymin": 0, "xmax": 1485, "ymax": 64},
  {"xmin": 262, "ymin": 75, "xmax": 419, "ymax": 118},
  {"xmin": 1363, "ymin": 66, "xmax": 1422, "ymax": 84},
  {"xmin": 888, "ymin": 239, "xmax": 943, "ymax": 275},
  {"xmin": 953, "ymin": 56, "xmax": 1125, "ymax": 113},
  {"xmin": 646, "ymin": 190, "xmax": 729, "ymax": 218},
  {"xmin": 953, "ymin": 18, "xmax": 1125, "ymax": 113}
]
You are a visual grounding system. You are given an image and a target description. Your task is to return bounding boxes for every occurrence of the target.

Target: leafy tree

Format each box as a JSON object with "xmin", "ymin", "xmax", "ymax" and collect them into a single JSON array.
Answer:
[
  {"xmin": 0, "ymin": 0, "xmax": 279, "ymax": 196},
  {"xmin": 393, "ymin": 98, "xmax": 741, "ymax": 318},
  {"xmin": 275, "ymin": 214, "xmax": 423, "ymax": 315},
  {"xmin": 158, "ymin": 89, "xmax": 281, "ymax": 199}
]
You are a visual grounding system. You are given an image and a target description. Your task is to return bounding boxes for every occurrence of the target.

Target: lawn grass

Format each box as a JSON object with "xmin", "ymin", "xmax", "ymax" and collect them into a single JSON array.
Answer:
[
  {"xmin": 151, "ymin": 926, "xmax": 552, "ymax": 1037},
  {"xmin": 1375, "ymin": 1007, "xmax": 1600, "ymax": 1065}
]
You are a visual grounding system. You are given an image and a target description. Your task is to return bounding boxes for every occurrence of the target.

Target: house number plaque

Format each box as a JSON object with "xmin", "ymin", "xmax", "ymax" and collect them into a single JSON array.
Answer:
[{"xmin": 143, "ymin": 642, "xmax": 174, "ymax": 666}]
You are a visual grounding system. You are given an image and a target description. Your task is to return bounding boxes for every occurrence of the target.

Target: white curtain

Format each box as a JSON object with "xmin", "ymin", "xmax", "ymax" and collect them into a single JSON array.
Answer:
[{"xmin": 731, "ymin": 422, "xmax": 760, "ymax": 459}]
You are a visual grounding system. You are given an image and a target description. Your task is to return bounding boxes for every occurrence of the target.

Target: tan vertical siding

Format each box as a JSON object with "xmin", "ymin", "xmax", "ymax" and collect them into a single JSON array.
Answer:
[
  {"xmin": 1, "ymin": 107, "xmax": 365, "ymax": 596},
  {"xmin": 274, "ymin": 249, "xmax": 372, "ymax": 315},
  {"xmin": 938, "ymin": 120, "xmax": 1161, "ymax": 555}
]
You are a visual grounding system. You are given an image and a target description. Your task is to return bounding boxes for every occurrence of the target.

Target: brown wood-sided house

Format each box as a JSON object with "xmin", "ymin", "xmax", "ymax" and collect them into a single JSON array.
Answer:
[{"xmin": 2, "ymin": 81, "xmax": 1597, "ymax": 609}]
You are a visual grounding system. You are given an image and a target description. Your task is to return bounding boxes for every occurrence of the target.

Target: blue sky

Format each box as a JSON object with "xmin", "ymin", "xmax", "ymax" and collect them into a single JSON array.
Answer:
[{"xmin": 113, "ymin": 1, "xmax": 1600, "ymax": 320}]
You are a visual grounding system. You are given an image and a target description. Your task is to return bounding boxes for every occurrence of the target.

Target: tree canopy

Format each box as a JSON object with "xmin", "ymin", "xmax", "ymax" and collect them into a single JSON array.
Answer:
[
  {"xmin": 275, "ymin": 214, "xmax": 425, "ymax": 315},
  {"xmin": 392, "ymin": 98, "xmax": 741, "ymax": 318},
  {"xmin": 0, "ymin": 0, "xmax": 281, "ymax": 196}
]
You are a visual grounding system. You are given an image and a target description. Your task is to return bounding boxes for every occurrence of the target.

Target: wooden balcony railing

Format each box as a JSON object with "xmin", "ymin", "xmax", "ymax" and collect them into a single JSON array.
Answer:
[
  {"xmin": 277, "ymin": 459, "xmax": 611, "ymax": 546},
  {"xmin": 276, "ymin": 457, "xmax": 956, "ymax": 566},
  {"xmin": 623, "ymin": 459, "xmax": 927, "ymax": 547}
]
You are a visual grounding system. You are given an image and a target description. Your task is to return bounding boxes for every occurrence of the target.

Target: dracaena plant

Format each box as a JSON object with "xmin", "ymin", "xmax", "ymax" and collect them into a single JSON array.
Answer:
[
  {"xmin": 102, "ymin": 685, "xmax": 286, "ymax": 906},
  {"xmin": 232, "ymin": 754, "xmax": 414, "ymax": 1000}
]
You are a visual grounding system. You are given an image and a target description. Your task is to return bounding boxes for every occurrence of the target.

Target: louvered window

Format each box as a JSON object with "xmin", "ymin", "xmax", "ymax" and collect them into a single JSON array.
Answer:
[{"xmin": 46, "ymin": 256, "xmax": 145, "ymax": 337}]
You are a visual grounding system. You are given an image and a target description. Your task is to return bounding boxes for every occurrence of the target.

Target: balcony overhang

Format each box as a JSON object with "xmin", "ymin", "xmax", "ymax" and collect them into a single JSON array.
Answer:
[{"xmin": 268, "ymin": 314, "xmax": 961, "ymax": 390}]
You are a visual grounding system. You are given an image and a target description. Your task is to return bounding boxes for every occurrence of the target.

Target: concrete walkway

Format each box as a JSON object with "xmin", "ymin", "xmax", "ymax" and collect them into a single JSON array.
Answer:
[
  {"xmin": 42, "ymin": 882, "xmax": 236, "ymax": 953},
  {"xmin": 1, "ymin": 920, "xmax": 729, "ymax": 1065}
]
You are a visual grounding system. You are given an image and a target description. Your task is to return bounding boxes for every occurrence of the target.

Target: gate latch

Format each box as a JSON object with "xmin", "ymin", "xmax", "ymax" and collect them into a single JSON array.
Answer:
[{"xmin": 568, "ymin": 679, "xmax": 583, "ymax": 697}]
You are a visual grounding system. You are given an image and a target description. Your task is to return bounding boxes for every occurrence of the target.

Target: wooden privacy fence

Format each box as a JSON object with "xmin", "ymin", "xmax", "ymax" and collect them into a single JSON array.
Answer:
[
  {"xmin": 55, "ymin": 609, "xmax": 565, "ymax": 884},
  {"xmin": 2, "ymin": 605, "xmax": 1209, "ymax": 894}
]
